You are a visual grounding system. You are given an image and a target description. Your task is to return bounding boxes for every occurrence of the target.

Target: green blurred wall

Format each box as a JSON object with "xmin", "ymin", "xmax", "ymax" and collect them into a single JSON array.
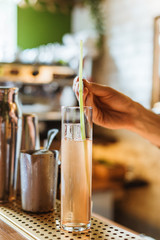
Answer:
[{"xmin": 17, "ymin": 7, "xmax": 71, "ymax": 49}]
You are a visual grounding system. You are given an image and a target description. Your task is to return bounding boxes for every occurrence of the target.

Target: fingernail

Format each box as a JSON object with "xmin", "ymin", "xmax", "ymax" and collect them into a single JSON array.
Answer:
[{"xmin": 84, "ymin": 87, "xmax": 88, "ymax": 94}]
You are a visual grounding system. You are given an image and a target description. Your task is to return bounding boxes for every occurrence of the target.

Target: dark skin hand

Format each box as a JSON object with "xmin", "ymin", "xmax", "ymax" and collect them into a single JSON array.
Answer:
[
  {"xmin": 73, "ymin": 77, "xmax": 160, "ymax": 147},
  {"xmin": 73, "ymin": 77, "xmax": 139, "ymax": 129}
]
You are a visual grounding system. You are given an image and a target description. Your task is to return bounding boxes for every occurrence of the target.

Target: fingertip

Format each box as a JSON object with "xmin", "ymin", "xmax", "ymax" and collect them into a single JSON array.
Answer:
[
  {"xmin": 82, "ymin": 78, "xmax": 87, "ymax": 83},
  {"xmin": 73, "ymin": 76, "xmax": 79, "ymax": 85},
  {"xmin": 83, "ymin": 78, "xmax": 91, "ymax": 88},
  {"xmin": 73, "ymin": 76, "xmax": 79, "ymax": 91}
]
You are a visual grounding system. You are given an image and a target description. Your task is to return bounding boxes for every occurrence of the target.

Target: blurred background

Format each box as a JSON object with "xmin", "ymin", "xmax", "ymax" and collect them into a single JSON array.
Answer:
[{"xmin": 1, "ymin": 0, "xmax": 160, "ymax": 239}]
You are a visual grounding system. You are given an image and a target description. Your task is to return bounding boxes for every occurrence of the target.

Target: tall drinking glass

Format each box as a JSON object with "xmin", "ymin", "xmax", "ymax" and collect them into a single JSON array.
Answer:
[{"xmin": 61, "ymin": 106, "xmax": 92, "ymax": 232}]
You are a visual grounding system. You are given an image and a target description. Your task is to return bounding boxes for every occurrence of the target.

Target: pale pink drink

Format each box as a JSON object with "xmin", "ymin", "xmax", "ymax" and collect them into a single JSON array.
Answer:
[{"xmin": 61, "ymin": 107, "xmax": 92, "ymax": 232}]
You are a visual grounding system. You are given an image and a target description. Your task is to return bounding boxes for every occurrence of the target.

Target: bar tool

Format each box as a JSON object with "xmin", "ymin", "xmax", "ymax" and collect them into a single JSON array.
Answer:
[
  {"xmin": 0, "ymin": 87, "xmax": 22, "ymax": 202},
  {"xmin": 20, "ymin": 129, "xmax": 59, "ymax": 212}
]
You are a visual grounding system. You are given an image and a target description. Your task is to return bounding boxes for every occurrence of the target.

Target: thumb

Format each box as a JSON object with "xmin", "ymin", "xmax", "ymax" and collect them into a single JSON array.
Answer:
[
  {"xmin": 83, "ymin": 87, "xmax": 88, "ymax": 106},
  {"xmin": 83, "ymin": 86, "xmax": 93, "ymax": 107},
  {"xmin": 83, "ymin": 79, "xmax": 106, "ymax": 96}
]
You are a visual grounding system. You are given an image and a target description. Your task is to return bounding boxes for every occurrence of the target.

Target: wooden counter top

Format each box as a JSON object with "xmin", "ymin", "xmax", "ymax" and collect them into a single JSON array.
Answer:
[{"xmin": 0, "ymin": 219, "xmax": 27, "ymax": 240}]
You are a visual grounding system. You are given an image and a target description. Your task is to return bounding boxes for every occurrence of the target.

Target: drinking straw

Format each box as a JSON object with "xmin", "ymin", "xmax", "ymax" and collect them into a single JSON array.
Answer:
[
  {"xmin": 79, "ymin": 40, "xmax": 86, "ymax": 140},
  {"xmin": 79, "ymin": 40, "xmax": 90, "ymax": 195}
]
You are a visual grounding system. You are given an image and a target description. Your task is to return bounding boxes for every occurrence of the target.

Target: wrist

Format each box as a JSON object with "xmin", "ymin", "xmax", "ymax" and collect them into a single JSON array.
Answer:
[
  {"xmin": 130, "ymin": 102, "xmax": 146, "ymax": 131},
  {"xmin": 129, "ymin": 101, "xmax": 160, "ymax": 147}
]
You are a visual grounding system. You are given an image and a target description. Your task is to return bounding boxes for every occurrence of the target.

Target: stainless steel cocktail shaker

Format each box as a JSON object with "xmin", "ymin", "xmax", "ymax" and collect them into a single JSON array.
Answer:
[{"xmin": 0, "ymin": 87, "xmax": 22, "ymax": 202}]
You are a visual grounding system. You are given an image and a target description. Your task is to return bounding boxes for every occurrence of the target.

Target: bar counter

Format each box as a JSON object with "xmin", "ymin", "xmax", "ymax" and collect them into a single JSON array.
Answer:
[{"xmin": 0, "ymin": 200, "xmax": 142, "ymax": 240}]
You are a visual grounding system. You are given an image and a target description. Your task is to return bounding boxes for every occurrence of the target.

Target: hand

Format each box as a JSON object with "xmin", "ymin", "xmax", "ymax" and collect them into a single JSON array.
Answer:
[
  {"xmin": 73, "ymin": 77, "xmax": 160, "ymax": 147},
  {"xmin": 73, "ymin": 77, "xmax": 138, "ymax": 130}
]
